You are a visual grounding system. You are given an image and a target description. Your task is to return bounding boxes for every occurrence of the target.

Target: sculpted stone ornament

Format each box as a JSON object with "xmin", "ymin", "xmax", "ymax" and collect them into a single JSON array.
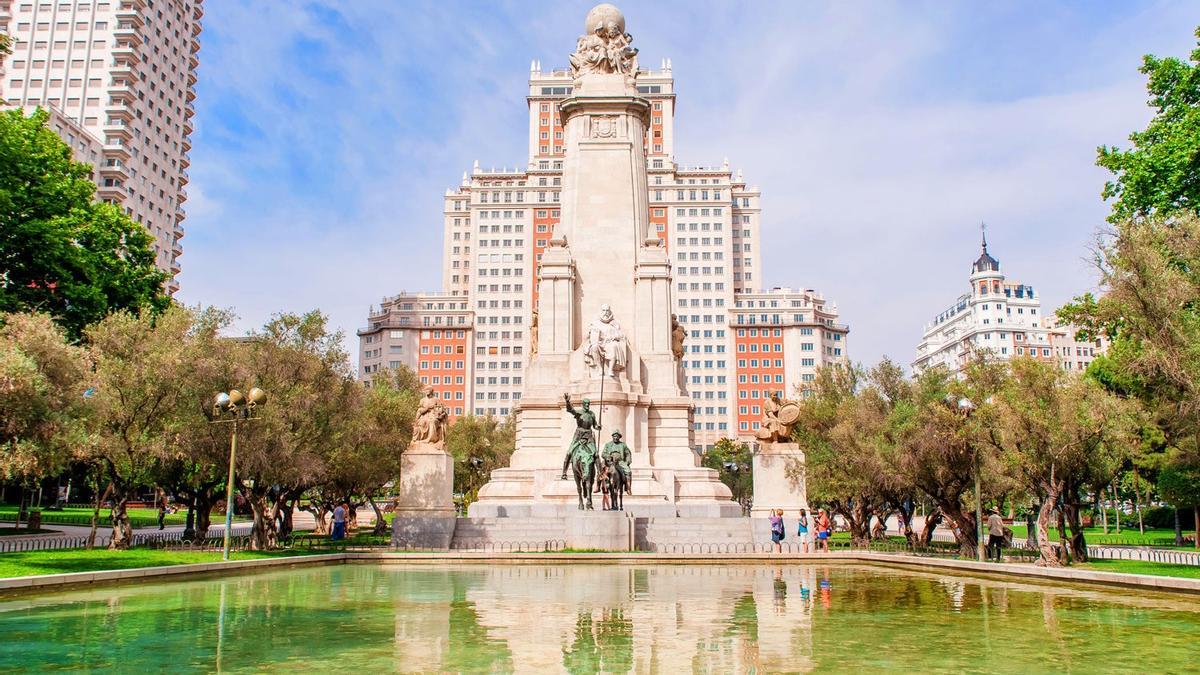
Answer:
[
  {"xmin": 671, "ymin": 313, "xmax": 686, "ymax": 360},
  {"xmin": 584, "ymin": 304, "xmax": 627, "ymax": 377},
  {"xmin": 529, "ymin": 309, "xmax": 539, "ymax": 356},
  {"xmin": 412, "ymin": 385, "xmax": 449, "ymax": 448},
  {"xmin": 755, "ymin": 393, "xmax": 801, "ymax": 443},
  {"xmin": 569, "ymin": 3, "xmax": 639, "ymax": 77}
]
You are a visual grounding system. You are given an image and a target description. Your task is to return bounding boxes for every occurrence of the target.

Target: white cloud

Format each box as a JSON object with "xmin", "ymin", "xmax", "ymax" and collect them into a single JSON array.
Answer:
[{"xmin": 175, "ymin": 1, "xmax": 1198, "ymax": 370}]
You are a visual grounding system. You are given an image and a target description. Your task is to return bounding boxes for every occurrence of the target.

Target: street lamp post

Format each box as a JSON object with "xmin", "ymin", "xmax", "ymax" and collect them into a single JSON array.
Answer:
[
  {"xmin": 956, "ymin": 397, "xmax": 985, "ymax": 562},
  {"xmin": 212, "ymin": 387, "xmax": 267, "ymax": 561}
]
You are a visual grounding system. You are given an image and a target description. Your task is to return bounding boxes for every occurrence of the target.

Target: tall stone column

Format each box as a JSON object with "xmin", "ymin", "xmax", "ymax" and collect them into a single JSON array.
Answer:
[{"xmin": 469, "ymin": 3, "xmax": 739, "ymax": 520}]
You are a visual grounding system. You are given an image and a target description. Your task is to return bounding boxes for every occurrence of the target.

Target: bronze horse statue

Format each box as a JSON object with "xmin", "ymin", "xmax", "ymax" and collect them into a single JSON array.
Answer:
[
  {"xmin": 568, "ymin": 445, "xmax": 597, "ymax": 510},
  {"xmin": 603, "ymin": 453, "xmax": 626, "ymax": 511}
]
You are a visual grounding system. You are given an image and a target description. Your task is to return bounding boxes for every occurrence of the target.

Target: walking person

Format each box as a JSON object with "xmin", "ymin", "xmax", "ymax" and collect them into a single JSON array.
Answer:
[
  {"xmin": 331, "ymin": 502, "xmax": 347, "ymax": 541},
  {"xmin": 816, "ymin": 508, "xmax": 832, "ymax": 553},
  {"xmin": 157, "ymin": 491, "xmax": 168, "ymax": 530},
  {"xmin": 986, "ymin": 507, "xmax": 1005, "ymax": 562},
  {"xmin": 770, "ymin": 508, "xmax": 786, "ymax": 553},
  {"xmin": 797, "ymin": 508, "xmax": 811, "ymax": 553}
]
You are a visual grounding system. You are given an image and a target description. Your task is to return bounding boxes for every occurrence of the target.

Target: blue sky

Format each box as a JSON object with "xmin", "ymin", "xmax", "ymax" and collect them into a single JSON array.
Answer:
[{"xmin": 177, "ymin": 1, "xmax": 1199, "ymax": 369}]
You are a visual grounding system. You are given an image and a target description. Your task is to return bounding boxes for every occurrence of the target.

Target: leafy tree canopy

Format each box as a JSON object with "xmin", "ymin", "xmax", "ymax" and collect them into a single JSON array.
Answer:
[
  {"xmin": 1097, "ymin": 27, "xmax": 1200, "ymax": 221},
  {"xmin": 0, "ymin": 109, "xmax": 167, "ymax": 339}
]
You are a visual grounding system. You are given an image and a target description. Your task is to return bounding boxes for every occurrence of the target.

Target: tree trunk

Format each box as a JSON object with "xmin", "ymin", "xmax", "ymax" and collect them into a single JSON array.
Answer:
[
  {"xmin": 1035, "ymin": 487, "xmax": 1062, "ymax": 567},
  {"xmin": 1025, "ymin": 507, "xmax": 1038, "ymax": 550},
  {"xmin": 1175, "ymin": 507, "xmax": 1184, "ymax": 546},
  {"xmin": 1133, "ymin": 469, "xmax": 1144, "ymax": 535},
  {"xmin": 87, "ymin": 481, "xmax": 112, "ymax": 550},
  {"xmin": 300, "ymin": 502, "xmax": 330, "ymax": 536},
  {"xmin": 1112, "ymin": 480, "xmax": 1121, "ymax": 533},
  {"xmin": 1056, "ymin": 503, "xmax": 1071, "ymax": 565},
  {"xmin": 368, "ymin": 495, "xmax": 389, "ymax": 537},
  {"xmin": 1062, "ymin": 487, "xmax": 1088, "ymax": 562},
  {"xmin": 193, "ymin": 492, "xmax": 215, "ymax": 542},
  {"xmin": 918, "ymin": 508, "xmax": 942, "ymax": 547},
  {"xmin": 1194, "ymin": 506, "xmax": 1199, "ymax": 550},
  {"xmin": 245, "ymin": 489, "xmax": 276, "ymax": 551},
  {"xmin": 107, "ymin": 489, "xmax": 134, "ymax": 550},
  {"xmin": 1100, "ymin": 489, "xmax": 1108, "ymax": 534},
  {"xmin": 941, "ymin": 502, "xmax": 977, "ymax": 559},
  {"xmin": 898, "ymin": 499, "xmax": 918, "ymax": 547},
  {"xmin": 870, "ymin": 509, "xmax": 890, "ymax": 541},
  {"xmin": 843, "ymin": 499, "xmax": 873, "ymax": 548},
  {"xmin": 278, "ymin": 498, "xmax": 295, "ymax": 539}
]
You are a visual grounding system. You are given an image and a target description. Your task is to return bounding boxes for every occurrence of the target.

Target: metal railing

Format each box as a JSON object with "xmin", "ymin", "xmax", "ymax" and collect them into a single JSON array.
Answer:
[
  {"xmin": 449, "ymin": 539, "xmax": 567, "ymax": 552},
  {"xmin": 0, "ymin": 525, "xmax": 255, "ymax": 554},
  {"xmin": 1086, "ymin": 546, "xmax": 1200, "ymax": 566}
]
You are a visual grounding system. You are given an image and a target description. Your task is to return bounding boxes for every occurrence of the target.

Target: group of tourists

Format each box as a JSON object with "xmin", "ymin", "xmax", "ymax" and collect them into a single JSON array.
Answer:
[{"xmin": 769, "ymin": 508, "xmax": 832, "ymax": 553}]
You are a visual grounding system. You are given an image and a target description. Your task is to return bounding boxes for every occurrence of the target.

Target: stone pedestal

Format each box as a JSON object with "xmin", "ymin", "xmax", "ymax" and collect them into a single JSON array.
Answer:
[
  {"xmin": 565, "ymin": 511, "xmax": 632, "ymax": 551},
  {"xmin": 750, "ymin": 442, "xmax": 809, "ymax": 519},
  {"xmin": 392, "ymin": 441, "xmax": 456, "ymax": 548}
]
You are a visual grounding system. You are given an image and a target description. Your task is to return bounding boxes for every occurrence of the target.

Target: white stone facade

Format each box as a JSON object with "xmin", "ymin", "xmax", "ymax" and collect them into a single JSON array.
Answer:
[
  {"xmin": 0, "ymin": 0, "xmax": 201, "ymax": 293},
  {"xmin": 914, "ymin": 234, "xmax": 1061, "ymax": 374}
]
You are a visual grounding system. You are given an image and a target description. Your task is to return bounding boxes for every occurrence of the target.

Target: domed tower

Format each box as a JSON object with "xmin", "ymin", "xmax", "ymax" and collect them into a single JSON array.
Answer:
[{"xmin": 968, "ymin": 225, "xmax": 1003, "ymax": 298}]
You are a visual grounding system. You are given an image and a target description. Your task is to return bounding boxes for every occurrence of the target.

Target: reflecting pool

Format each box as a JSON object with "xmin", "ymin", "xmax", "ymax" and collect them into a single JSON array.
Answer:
[{"xmin": 0, "ymin": 563, "xmax": 1196, "ymax": 672}]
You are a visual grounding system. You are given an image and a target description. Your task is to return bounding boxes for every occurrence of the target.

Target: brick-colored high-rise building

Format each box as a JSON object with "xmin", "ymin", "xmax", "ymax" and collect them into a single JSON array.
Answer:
[
  {"xmin": 0, "ymin": 0, "xmax": 202, "ymax": 293},
  {"xmin": 368, "ymin": 58, "xmax": 849, "ymax": 452},
  {"xmin": 359, "ymin": 292, "xmax": 473, "ymax": 419}
]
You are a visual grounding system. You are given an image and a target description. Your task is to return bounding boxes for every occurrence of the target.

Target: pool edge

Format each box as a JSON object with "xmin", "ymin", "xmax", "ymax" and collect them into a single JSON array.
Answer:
[{"xmin": 1, "ymin": 551, "xmax": 1197, "ymax": 596}]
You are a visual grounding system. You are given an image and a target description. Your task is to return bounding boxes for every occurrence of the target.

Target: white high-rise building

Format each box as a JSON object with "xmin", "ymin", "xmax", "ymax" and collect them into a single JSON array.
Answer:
[
  {"xmin": 0, "ymin": 0, "xmax": 203, "ymax": 293},
  {"xmin": 913, "ymin": 233, "xmax": 1056, "ymax": 373}
]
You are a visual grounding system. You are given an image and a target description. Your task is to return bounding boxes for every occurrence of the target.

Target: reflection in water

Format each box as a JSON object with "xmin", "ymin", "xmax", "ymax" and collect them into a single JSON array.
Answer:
[{"xmin": 0, "ymin": 563, "xmax": 1196, "ymax": 672}]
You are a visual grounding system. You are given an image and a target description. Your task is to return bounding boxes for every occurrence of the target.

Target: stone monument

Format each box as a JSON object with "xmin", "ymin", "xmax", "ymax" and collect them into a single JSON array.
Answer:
[
  {"xmin": 393, "ymin": 385, "xmax": 456, "ymax": 547},
  {"xmin": 469, "ymin": 3, "xmax": 739, "ymax": 519},
  {"xmin": 750, "ymin": 394, "xmax": 809, "ymax": 518}
]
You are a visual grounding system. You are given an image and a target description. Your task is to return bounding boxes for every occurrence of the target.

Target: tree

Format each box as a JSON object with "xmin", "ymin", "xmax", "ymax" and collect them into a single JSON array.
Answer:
[
  {"xmin": 319, "ymin": 371, "xmax": 418, "ymax": 536},
  {"xmin": 892, "ymin": 357, "xmax": 1009, "ymax": 559},
  {"xmin": 1062, "ymin": 213, "xmax": 1200, "ymax": 549},
  {"xmin": 233, "ymin": 311, "xmax": 354, "ymax": 549},
  {"xmin": 83, "ymin": 306, "xmax": 195, "ymax": 548},
  {"xmin": 160, "ymin": 307, "xmax": 247, "ymax": 542},
  {"xmin": 1097, "ymin": 27, "xmax": 1200, "ymax": 221},
  {"xmin": 991, "ymin": 359, "xmax": 1139, "ymax": 566},
  {"xmin": 447, "ymin": 413, "xmax": 515, "ymax": 512},
  {"xmin": 0, "ymin": 313, "xmax": 88, "ymax": 485},
  {"xmin": 791, "ymin": 363, "xmax": 889, "ymax": 545},
  {"xmin": 702, "ymin": 438, "xmax": 753, "ymax": 514},
  {"xmin": 0, "ymin": 109, "xmax": 167, "ymax": 339}
]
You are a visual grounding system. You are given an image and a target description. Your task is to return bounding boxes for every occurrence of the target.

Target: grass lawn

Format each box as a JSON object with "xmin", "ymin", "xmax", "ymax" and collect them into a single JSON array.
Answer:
[
  {"xmin": 1007, "ymin": 524, "xmax": 1195, "ymax": 548},
  {"xmin": 0, "ymin": 506, "xmax": 249, "ymax": 528},
  {"xmin": 0, "ymin": 547, "xmax": 324, "ymax": 579},
  {"xmin": 1077, "ymin": 558, "xmax": 1200, "ymax": 580}
]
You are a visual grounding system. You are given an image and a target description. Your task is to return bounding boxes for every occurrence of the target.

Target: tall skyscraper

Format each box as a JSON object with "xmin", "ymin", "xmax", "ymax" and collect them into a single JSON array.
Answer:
[
  {"xmin": 368, "ymin": 57, "xmax": 849, "ymax": 451},
  {"xmin": 0, "ymin": 0, "xmax": 202, "ymax": 293}
]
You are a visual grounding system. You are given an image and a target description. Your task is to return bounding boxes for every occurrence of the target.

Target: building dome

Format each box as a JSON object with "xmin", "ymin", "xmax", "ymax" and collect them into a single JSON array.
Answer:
[{"xmin": 972, "ymin": 229, "xmax": 1000, "ymax": 274}]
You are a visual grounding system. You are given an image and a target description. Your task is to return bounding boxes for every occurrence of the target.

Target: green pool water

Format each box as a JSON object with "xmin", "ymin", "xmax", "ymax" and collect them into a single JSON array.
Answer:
[{"xmin": 0, "ymin": 563, "xmax": 1195, "ymax": 673}]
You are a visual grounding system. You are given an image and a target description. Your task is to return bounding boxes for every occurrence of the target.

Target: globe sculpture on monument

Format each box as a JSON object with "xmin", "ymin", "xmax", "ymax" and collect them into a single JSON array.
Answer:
[{"xmin": 470, "ymin": 4, "xmax": 740, "ymax": 519}]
